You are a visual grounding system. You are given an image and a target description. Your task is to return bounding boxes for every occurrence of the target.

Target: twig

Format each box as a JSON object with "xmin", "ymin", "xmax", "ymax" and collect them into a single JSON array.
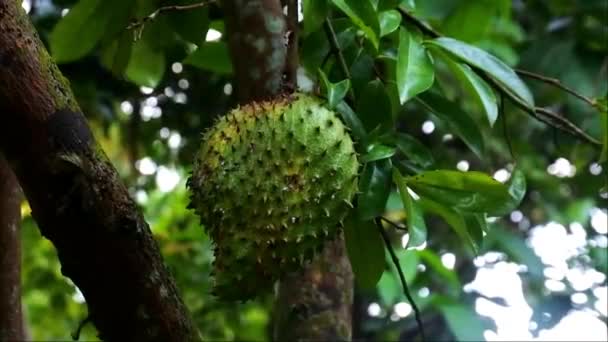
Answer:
[
  {"xmin": 500, "ymin": 93, "xmax": 515, "ymax": 160},
  {"xmin": 374, "ymin": 218, "xmax": 426, "ymax": 342},
  {"xmin": 397, "ymin": 7, "xmax": 440, "ymax": 38},
  {"xmin": 380, "ymin": 216, "xmax": 408, "ymax": 231},
  {"xmin": 399, "ymin": 6, "xmax": 601, "ymax": 147},
  {"xmin": 323, "ymin": 18, "xmax": 355, "ymax": 100},
  {"xmin": 515, "ymin": 69, "xmax": 596, "ymax": 107},
  {"xmin": 126, "ymin": 0, "xmax": 216, "ymax": 31},
  {"xmin": 71, "ymin": 315, "xmax": 92, "ymax": 341}
]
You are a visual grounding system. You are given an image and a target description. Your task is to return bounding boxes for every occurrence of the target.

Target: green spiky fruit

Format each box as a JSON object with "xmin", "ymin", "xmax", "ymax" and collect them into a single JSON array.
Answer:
[{"xmin": 187, "ymin": 93, "xmax": 359, "ymax": 300}]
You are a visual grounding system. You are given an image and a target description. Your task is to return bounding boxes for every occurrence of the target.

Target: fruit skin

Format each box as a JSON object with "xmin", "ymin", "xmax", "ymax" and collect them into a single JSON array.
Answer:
[{"xmin": 188, "ymin": 93, "xmax": 359, "ymax": 300}]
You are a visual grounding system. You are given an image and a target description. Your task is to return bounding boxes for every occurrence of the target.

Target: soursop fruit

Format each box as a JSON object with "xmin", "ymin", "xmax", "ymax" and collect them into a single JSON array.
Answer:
[{"xmin": 187, "ymin": 93, "xmax": 359, "ymax": 300}]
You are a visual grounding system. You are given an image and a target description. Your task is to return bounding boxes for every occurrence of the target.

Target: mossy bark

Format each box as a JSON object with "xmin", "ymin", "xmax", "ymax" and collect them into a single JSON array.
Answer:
[
  {"xmin": 0, "ymin": 155, "xmax": 23, "ymax": 341},
  {"xmin": 0, "ymin": 2, "xmax": 197, "ymax": 341}
]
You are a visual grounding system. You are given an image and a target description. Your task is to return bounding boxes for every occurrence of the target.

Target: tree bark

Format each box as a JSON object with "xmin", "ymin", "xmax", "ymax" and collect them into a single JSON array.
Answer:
[
  {"xmin": 222, "ymin": 1, "xmax": 354, "ymax": 340},
  {"xmin": 0, "ymin": 154, "xmax": 24, "ymax": 341},
  {"xmin": 0, "ymin": 2, "xmax": 197, "ymax": 341}
]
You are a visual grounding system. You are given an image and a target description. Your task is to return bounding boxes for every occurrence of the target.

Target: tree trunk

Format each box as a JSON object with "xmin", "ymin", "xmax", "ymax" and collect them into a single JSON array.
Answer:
[
  {"xmin": 0, "ymin": 154, "xmax": 24, "ymax": 341},
  {"xmin": 0, "ymin": 2, "xmax": 197, "ymax": 341},
  {"xmin": 221, "ymin": 1, "xmax": 354, "ymax": 340}
]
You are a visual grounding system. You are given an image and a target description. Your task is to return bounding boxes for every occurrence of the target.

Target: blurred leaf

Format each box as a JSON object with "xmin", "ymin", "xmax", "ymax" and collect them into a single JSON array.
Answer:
[
  {"xmin": 407, "ymin": 170, "xmax": 512, "ymax": 216},
  {"xmin": 377, "ymin": 271, "xmax": 400, "ymax": 305},
  {"xmin": 393, "ymin": 133, "xmax": 435, "ymax": 169},
  {"xmin": 505, "ymin": 168, "xmax": 526, "ymax": 213},
  {"xmin": 357, "ymin": 79, "xmax": 393, "ymax": 131},
  {"xmin": 463, "ymin": 213, "xmax": 485, "ymax": 249},
  {"xmin": 491, "ymin": 226, "xmax": 544, "ymax": 278},
  {"xmin": 345, "ymin": 218, "xmax": 386, "ymax": 289},
  {"xmin": 430, "ymin": 47, "xmax": 498, "ymax": 126},
  {"xmin": 358, "ymin": 159, "xmax": 392, "ymax": 220},
  {"xmin": 125, "ymin": 39, "xmax": 165, "ymax": 87},
  {"xmin": 393, "ymin": 169, "xmax": 427, "ymax": 248},
  {"xmin": 336, "ymin": 101, "xmax": 367, "ymax": 142},
  {"xmin": 442, "ymin": 1, "xmax": 496, "ymax": 42},
  {"xmin": 168, "ymin": 0, "xmax": 209, "ymax": 44},
  {"xmin": 599, "ymin": 98, "xmax": 608, "ymax": 163},
  {"xmin": 100, "ymin": 30, "xmax": 133, "ymax": 77},
  {"xmin": 426, "ymin": 37, "xmax": 534, "ymax": 109},
  {"xmin": 397, "ymin": 28, "xmax": 435, "ymax": 104},
  {"xmin": 303, "ymin": 0, "xmax": 329, "ymax": 36},
  {"xmin": 378, "ymin": 10, "xmax": 401, "ymax": 37},
  {"xmin": 184, "ymin": 41, "xmax": 233, "ymax": 74},
  {"xmin": 51, "ymin": 0, "xmax": 134, "ymax": 63},
  {"xmin": 435, "ymin": 298, "xmax": 486, "ymax": 342},
  {"xmin": 418, "ymin": 92, "xmax": 485, "ymax": 158},
  {"xmin": 418, "ymin": 250, "xmax": 460, "ymax": 288},
  {"xmin": 420, "ymin": 198, "xmax": 478, "ymax": 254},
  {"xmin": 319, "ymin": 69, "xmax": 351, "ymax": 108},
  {"xmin": 362, "ymin": 143, "xmax": 396, "ymax": 163},
  {"xmin": 331, "ymin": 0, "xmax": 380, "ymax": 48}
]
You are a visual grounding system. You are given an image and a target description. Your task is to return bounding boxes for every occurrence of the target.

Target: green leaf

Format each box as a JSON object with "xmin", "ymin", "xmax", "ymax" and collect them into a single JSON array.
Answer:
[
  {"xmin": 125, "ymin": 39, "xmax": 165, "ymax": 87},
  {"xmin": 463, "ymin": 214, "xmax": 485, "ymax": 249},
  {"xmin": 100, "ymin": 30, "xmax": 133, "ymax": 77},
  {"xmin": 599, "ymin": 97, "xmax": 608, "ymax": 163},
  {"xmin": 407, "ymin": 170, "xmax": 512, "ymax": 216},
  {"xmin": 336, "ymin": 101, "xmax": 367, "ymax": 142},
  {"xmin": 319, "ymin": 70, "xmax": 351, "ymax": 108},
  {"xmin": 345, "ymin": 218, "xmax": 386, "ymax": 289},
  {"xmin": 491, "ymin": 226, "xmax": 544, "ymax": 278},
  {"xmin": 362, "ymin": 143, "xmax": 396, "ymax": 163},
  {"xmin": 378, "ymin": 10, "xmax": 401, "ymax": 37},
  {"xmin": 393, "ymin": 169, "xmax": 427, "ymax": 248},
  {"xmin": 418, "ymin": 250, "xmax": 460, "ymax": 288},
  {"xmin": 168, "ymin": 0, "xmax": 210, "ymax": 44},
  {"xmin": 436, "ymin": 298, "xmax": 486, "ymax": 342},
  {"xmin": 430, "ymin": 48, "xmax": 498, "ymax": 126},
  {"xmin": 426, "ymin": 37, "xmax": 534, "ymax": 109},
  {"xmin": 397, "ymin": 28, "xmax": 435, "ymax": 104},
  {"xmin": 303, "ymin": 0, "xmax": 329, "ymax": 36},
  {"xmin": 358, "ymin": 159, "xmax": 392, "ymax": 220},
  {"xmin": 184, "ymin": 42, "xmax": 233, "ymax": 74},
  {"xmin": 417, "ymin": 92, "xmax": 485, "ymax": 158},
  {"xmin": 505, "ymin": 168, "xmax": 526, "ymax": 212},
  {"xmin": 393, "ymin": 133, "xmax": 435, "ymax": 169},
  {"xmin": 331, "ymin": 0, "xmax": 380, "ymax": 48},
  {"xmin": 357, "ymin": 80, "xmax": 393, "ymax": 132},
  {"xmin": 50, "ymin": 0, "xmax": 132, "ymax": 63},
  {"xmin": 419, "ymin": 198, "xmax": 478, "ymax": 254}
]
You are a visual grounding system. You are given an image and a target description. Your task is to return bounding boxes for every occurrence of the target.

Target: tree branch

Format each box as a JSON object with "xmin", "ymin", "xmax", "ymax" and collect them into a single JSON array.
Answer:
[
  {"xmin": 375, "ymin": 218, "xmax": 425, "ymax": 341},
  {"xmin": 515, "ymin": 69, "xmax": 596, "ymax": 107},
  {"xmin": 0, "ymin": 2, "xmax": 198, "ymax": 340},
  {"xmin": 284, "ymin": 0, "xmax": 299, "ymax": 91},
  {"xmin": 126, "ymin": 0, "xmax": 216, "ymax": 32},
  {"xmin": 323, "ymin": 18, "xmax": 355, "ymax": 100}
]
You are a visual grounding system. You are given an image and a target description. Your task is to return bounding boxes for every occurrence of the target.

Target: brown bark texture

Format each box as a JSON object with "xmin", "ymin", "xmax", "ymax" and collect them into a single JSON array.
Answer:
[
  {"xmin": 0, "ymin": 2, "xmax": 197, "ymax": 341},
  {"xmin": 221, "ymin": 1, "xmax": 354, "ymax": 340},
  {"xmin": 0, "ymin": 154, "xmax": 23, "ymax": 341}
]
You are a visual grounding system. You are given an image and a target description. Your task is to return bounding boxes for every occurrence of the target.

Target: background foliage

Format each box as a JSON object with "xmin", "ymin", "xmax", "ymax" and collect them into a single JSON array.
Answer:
[{"xmin": 17, "ymin": 0, "xmax": 607, "ymax": 340}]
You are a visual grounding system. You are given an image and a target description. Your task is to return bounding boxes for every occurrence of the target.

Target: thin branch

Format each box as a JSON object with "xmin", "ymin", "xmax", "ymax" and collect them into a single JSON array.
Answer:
[
  {"xmin": 380, "ymin": 216, "xmax": 408, "ymax": 231},
  {"xmin": 515, "ymin": 69, "xmax": 596, "ymax": 107},
  {"xmin": 126, "ymin": 0, "xmax": 216, "ymax": 31},
  {"xmin": 374, "ymin": 218, "xmax": 426, "ymax": 342},
  {"xmin": 397, "ymin": 7, "xmax": 440, "ymax": 38},
  {"xmin": 323, "ymin": 18, "xmax": 355, "ymax": 100},
  {"xmin": 71, "ymin": 315, "xmax": 92, "ymax": 341},
  {"xmin": 500, "ymin": 93, "xmax": 515, "ymax": 160}
]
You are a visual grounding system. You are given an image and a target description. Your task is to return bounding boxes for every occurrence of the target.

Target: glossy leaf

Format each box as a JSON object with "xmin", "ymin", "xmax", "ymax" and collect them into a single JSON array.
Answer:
[
  {"xmin": 318, "ymin": 70, "xmax": 351, "ymax": 108},
  {"xmin": 393, "ymin": 133, "xmax": 435, "ymax": 169},
  {"xmin": 357, "ymin": 159, "xmax": 392, "ymax": 220},
  {"xmin": 393, "ymin": 169, "xmax": 427, "ymax": 248},
  {"xmin": 417, "ymin": 92, "xmax": 485, "ymax": 158},
  {"xmin": 378, "ymin": 10, "xmax": 401, "ymax": 37},
  {"xmin": 397, "ymin": 28, "xmax": 435, "ymax": 104},
  {"xmin": 184, "ymin": 42, "xmax": 232, "ymax": 74},
  {"xmin": 331, "ymin": 0, "xmax": 380, "ymax": 48},
  {"xmin": 505, "ymin": 168, "xmax": 527, "ymax": 211},
  {"xmin": 430, "ymin": 47, "xmax": 498, "ymax": 126},
  {"xmin": 361, "ymin": 143, "xmax": 396, "ymax": 163},
  {"xmin": 303, "ymin": 0, "xmax": 329, "ymax": 36},
  {"xmin": 125, "ymin": 39, "xmax": 165, "ymax": 87},
  {"xmin": 463, "ymin": 214, "xmax": 485, "ymax": 249},
  {"xmin": 419, "ymin": 198, "xmax": 478, "ymax": 254},
  {"xmin": 344, "ymin": 218, "xmax": 386, "ymax": 289},
  {"xmin": 357, "ymin": 80, "xmax": 393, "ymax": 132},
  {"xmin": 407, "ymin": 170, "xmax": 512, "ymax": 216},
  {"xmin": 426, "ymin": 37, "xmax": 534, "ymax": 109}
]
